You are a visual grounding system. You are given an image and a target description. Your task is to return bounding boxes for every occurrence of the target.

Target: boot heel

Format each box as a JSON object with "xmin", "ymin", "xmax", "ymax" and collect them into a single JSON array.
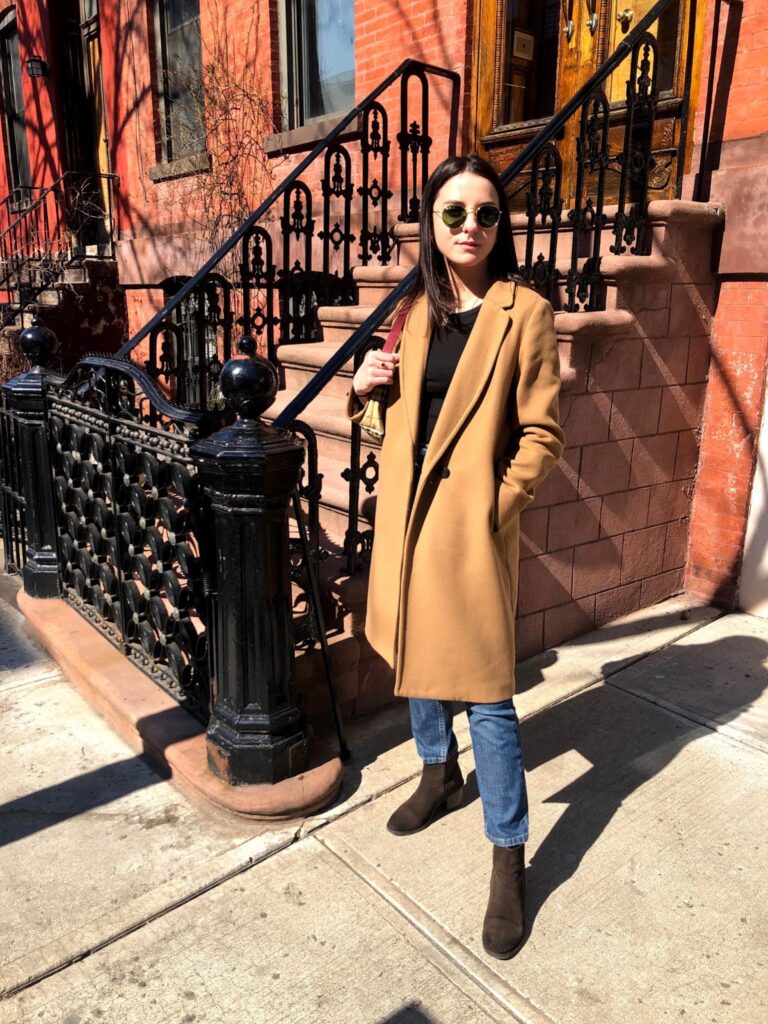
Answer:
[{"xmin": 445, "ymin": 786, "xmax": 464, "ymax": 811}]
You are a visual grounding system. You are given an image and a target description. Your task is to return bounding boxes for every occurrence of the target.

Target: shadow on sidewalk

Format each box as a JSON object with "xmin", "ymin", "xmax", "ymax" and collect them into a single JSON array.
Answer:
[
  {"xmin": 380, "ymin": 1007, "xmax": 438, "ymax": 1024},
  {"xmin": 0, "ymin": 755, "xmax": 167, "ymax": 848},
  {"xmin": 521, "ymin": 627, "xmax": 768, "ymax": 929}
]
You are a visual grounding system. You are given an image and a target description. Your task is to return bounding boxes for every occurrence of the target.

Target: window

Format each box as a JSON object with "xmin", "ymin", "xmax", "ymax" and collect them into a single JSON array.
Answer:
[
  {"xmin": 0, "ymin": 10, "xmax": 31, "ymax": 195},
  {"xmin": 499, "ymin": 0, "xmax": 560, "ymax": 126},
  {"xmin": 283, "ymin": 0, "xmax": 355, "ymax": 130},
  {"xmin": 154, "ymin": 0, "xmax": 205, "ymax": 163}
]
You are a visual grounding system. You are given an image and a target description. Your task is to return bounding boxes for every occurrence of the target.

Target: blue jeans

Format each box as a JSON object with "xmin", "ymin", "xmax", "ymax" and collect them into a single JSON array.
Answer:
[{"xmin": 408, "ymin": 697, "xmax": 529, "ymax": 847}]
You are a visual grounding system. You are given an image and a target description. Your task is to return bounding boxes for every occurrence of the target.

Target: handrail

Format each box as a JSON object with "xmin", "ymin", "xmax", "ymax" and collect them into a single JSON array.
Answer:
[
  {"xmin": 0, "ymin": 184, "xmax": 44, "ymax": 226},
  {"xmin": 273, "ymin": 0, "xmax": 687, "ymax": 430},
  {"xmin": 118, "ymin": 58, "xmax": 461, "ymax": 358},
  {"xmin": 0, "ymin": 170, "xmax": 118, "ymax": 315},
  {"xmin": 0, "ymin": 171, "xmax": 118, "ymax": 252}
]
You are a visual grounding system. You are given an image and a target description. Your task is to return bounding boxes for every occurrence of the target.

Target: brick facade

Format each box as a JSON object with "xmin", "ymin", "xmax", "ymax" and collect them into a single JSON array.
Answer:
[{"xmin": 684, "ymin": 0, "xmax": 768, "ymax": 609}]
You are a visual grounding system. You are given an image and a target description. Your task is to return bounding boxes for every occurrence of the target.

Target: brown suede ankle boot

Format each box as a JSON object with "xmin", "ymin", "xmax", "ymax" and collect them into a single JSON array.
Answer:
[
  {"xmin": 386, "ymin": 753, "xmax": 464, "ymax": 836},
  {"xmin": 482, "ymin": 843, "xmax": 526, "ymax": 959}
]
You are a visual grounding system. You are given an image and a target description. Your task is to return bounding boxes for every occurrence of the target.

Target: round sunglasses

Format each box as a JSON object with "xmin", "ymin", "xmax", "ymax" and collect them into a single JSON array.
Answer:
[{"xmin": 433, "ymin": 202, "xmax": 502, "ymax": 230}]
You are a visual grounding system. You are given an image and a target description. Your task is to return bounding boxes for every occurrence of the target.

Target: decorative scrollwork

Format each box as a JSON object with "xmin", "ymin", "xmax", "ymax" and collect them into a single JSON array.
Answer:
[
  {"xmin": 359, "ymin": 103, "xmax": 394, "ymax": 266},
  {"xmin": 398, "ymin": 68, "xmax": 432, "ymax": 223},
  {"xmin": 48, "ymin": 385, "xmax": 211, "ymax": 718},
  {"xmin": 611, "ymin": 33, "xmax": 660, "ymax": 258}
]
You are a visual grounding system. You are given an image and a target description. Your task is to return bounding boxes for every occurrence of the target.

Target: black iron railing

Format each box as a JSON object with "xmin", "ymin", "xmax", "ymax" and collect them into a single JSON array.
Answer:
[
  {"xmin": 0, "ymin": 185, "xmax": 44, "ymax": 233},
  {"xmin": 119, "ymin": 59, "xmax": 461, "ymax": 409},
  {"xmin": 45, "ymin": 356, "xmax": 213, "ymax": 717},
  {"xmin": 0, "ymin": 332, "xmax": 342, "ymax": 778},
  {"xmin": 0, "ymin": 171, "xmax": 117, "ymax": 328},
  {"xmin": 0, "ymin": 384, "xmax": 27, "ymax": 573}
]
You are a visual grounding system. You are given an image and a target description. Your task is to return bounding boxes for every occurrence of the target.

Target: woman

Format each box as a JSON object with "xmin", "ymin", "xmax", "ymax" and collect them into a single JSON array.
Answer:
[{"xmin": 347, "ymin": 154, "xmax": 564, "ymax": 958}]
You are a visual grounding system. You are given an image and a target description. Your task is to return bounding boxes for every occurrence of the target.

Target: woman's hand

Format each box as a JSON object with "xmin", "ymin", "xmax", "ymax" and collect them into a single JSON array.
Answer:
[{"xmin": 352, "ymin": 349, "xmax": 401, "ymax": 397}]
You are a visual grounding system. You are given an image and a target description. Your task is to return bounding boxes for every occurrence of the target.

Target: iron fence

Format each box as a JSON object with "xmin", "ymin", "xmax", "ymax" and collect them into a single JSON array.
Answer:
[
  {"xmin": 46, "ymin": 357, "xmax": 213, "ymax": 719},
  {"xmin": 0, "ymin": 383, "xmax": 27, "ymax": 573}
]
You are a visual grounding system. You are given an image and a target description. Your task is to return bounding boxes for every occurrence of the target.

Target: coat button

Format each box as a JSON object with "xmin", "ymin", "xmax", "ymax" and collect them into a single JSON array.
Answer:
[{"xmin": 440, "ymin": 466, "xmax": 450, "ymax": 478}]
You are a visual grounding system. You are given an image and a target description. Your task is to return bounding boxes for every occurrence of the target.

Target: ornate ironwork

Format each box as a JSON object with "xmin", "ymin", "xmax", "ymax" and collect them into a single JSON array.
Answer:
[
  {"xmin": 610, "ymin": 34, "xmax": 660, "ymax": 257},
  {"xmin": 564, "ymin": 89, "xmax": 610, "ymax": 312},
  {"xmin": 318, "ymin": 145, "xmax": 357, "ymax": 309},
  {"xmin": 144, "ymin": 274, "xmax": 234, "ymax": 411},
  {"xmin": 398, "ymin": 67, "xmax": 432, "ymax": 223},
  {"xmin": 521, "ymin": 143, "xmax": 564, "ymax": 303},
  {"xmin": 0, "ymin": 171, "xmax": 116, "ymax": 329},
  {"xmin": 340, "ymin": 338, "xmax": 380, "ymax": 575},
  {"xmin": 119, "ymin": 61, "xmax": 461, "ymax": 413},
  {"xmin": 47, "ymin": 357, "xmax": 212, "ymax": 719},
  {"xmin": 0, "ymin": 385, "xmax": 27, "ymax": 573},
  {"xmin": 279, "ymin": 182, "xmax": 316, "ymax": 343},
  {"xmin": 509, "ymin": 30, "xmax": 663, "ymax": 310},
  {"xmin": 359, "ymin": 102, "xmax": 394, "ymax": 265},
  {"xmin": 240, "ymin": 226, "xmax": 279, "ymax": 364}
]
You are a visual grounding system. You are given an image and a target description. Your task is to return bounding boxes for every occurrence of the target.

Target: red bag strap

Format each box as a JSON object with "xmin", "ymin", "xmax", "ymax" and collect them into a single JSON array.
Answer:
[{"xmin": 381, "ymin": 304, "xmax": 411, "ymax": 354}]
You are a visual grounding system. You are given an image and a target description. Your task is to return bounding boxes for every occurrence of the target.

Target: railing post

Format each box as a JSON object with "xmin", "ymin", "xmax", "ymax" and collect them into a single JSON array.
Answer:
[
  {"xmin": 4, "ymin": 317, "xmax": 60, "ymax": 598},
  {"xmin": 190, "ymin": 348, "xmax": 310, "ymax": 785}
]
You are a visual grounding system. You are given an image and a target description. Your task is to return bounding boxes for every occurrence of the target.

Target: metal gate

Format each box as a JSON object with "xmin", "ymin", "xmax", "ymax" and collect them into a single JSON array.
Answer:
[{"xmin": 0, "ymin": 384, "xmax": 27, "ymax": 574}]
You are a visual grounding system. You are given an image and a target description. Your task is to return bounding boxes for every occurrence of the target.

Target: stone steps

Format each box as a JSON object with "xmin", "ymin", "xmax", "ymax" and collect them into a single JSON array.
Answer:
[{"xmin": 0, "ymin": 258, "xmax": 107, "ymax": 328}]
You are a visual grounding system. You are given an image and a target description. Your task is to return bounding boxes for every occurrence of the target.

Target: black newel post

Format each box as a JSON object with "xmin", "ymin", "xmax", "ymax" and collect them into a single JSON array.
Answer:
[
  {"xmin": 6, "ymin": 318, "xmax": 60, "ymax": 598},
  {"xmin": 190, "ymin": 345, "xmax": 310, "ymax": 786}
]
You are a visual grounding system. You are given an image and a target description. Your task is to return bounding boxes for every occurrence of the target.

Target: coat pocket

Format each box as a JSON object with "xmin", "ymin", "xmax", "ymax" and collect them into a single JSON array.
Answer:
[{"xmin": 493, "ymin": 478, "xmax": 533, "ymax": 533}]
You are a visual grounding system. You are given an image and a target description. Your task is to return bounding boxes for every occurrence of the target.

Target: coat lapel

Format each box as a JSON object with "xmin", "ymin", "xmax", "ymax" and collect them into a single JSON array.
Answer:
[
  {"xmin": 397, "ymin": 293, "xmax": 430, "ymax": 447},
  {"xmin": 417, "ymin": 279, "xmax": 518, "ymax": 485}
]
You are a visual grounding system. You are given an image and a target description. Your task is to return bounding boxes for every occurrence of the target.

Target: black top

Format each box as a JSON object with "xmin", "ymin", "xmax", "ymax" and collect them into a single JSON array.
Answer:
[{"xmin": 417, "ymin": 305, "xmax": 481, "ymax": 448}]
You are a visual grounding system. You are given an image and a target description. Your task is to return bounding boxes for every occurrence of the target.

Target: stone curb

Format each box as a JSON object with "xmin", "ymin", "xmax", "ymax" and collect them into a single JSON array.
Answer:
[{"xmin": 17, "ymin": 592, "xmax": 344, "ymax": 820}]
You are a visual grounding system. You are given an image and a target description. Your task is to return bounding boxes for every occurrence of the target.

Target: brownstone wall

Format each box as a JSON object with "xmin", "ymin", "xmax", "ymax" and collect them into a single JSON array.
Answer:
[{"xmin": 516, "ymin": 318, "xmax": 710, "ymax": 653}]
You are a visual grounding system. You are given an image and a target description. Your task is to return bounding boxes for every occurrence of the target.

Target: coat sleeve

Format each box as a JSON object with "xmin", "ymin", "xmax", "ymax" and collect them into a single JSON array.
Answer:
[
  {"xmin": 495, "ymin": 296, "xmax": 565, "ymax": 519},
  {"xmin": 346, "ymin": 387, "xmax": 371, "ymax": 424}
]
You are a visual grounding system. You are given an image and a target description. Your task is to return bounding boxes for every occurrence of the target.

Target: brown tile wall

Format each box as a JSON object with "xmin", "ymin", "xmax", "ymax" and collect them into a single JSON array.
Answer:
[{"xmin": 517, "ymin": 273, "xmax": 711, "ymax": 653}]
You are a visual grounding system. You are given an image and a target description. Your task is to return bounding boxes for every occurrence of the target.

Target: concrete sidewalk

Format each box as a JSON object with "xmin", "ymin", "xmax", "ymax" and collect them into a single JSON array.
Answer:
[{"xmin": 1, "ymin": 574, "xmax": 766, "ymax": 1023}]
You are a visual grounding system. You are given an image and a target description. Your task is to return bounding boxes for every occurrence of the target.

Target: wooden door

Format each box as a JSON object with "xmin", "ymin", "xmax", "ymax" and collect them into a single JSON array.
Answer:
[{"xmin": 469, "ymin": 0, "xmax": 700, "ymax": 207}]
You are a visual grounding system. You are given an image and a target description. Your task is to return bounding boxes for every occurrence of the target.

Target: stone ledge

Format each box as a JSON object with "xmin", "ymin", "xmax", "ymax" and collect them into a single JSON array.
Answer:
[
  {"xmin": 646, "ymin": 199, "xmax": 725, "ymax": 227},
  {"xmin": 17, "ymin": 591, "xmax": 343, "ymax": 820},
  {"xmin": 554, "ymin": 307, "xmax": 635, "ymax": 342}
]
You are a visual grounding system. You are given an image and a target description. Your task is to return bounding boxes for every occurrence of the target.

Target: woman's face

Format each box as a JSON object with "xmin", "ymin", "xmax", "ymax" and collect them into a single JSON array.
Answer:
[{"xmin": 430, "ymin": 172, "xmax": 500, "ymax": 273}]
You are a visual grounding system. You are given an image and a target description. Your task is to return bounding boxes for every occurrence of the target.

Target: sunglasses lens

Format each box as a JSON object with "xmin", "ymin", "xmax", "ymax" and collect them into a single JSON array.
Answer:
[
  {"xmin": 477, "ymin": 204, "xmax": 501, "ymax": 228},
  {"xmin": 441, "ymin": 204, "xmax": 467, "ymax": 228}
]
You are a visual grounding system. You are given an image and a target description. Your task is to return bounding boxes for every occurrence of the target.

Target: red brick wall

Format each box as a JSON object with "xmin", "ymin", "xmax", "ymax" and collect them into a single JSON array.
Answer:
[
  {"xmin": 684, "ymin": 0, "xmax": 768, "ymax": 607},
  {"xmin": 0, "ymin": 2, "xmax": 65, "ymax": 222},
  {"xmin": 686, "ymin": 282, "xmax": 768, "ymax": 606}
]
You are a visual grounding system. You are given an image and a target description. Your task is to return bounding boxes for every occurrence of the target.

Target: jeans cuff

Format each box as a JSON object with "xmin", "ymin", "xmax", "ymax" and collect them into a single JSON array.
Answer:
[{"xmin": 486, "ymin": 831, "xmax": 528, "ymax": 847}]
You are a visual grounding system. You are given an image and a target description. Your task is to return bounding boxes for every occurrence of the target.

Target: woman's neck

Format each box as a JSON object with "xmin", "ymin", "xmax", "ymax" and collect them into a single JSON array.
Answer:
[{"xmin": 446, "ymin": 263, "xmax": 493, "ymax": 312}]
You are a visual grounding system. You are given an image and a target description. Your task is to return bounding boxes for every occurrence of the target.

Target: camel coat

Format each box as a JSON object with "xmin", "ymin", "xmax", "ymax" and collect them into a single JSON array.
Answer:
[{"xmin": 346, "ymin": 279, "xmax": 565, "ymax": 703}]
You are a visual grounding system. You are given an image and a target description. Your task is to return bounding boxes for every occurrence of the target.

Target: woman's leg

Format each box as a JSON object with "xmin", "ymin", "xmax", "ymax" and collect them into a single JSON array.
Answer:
[
  {"xmin": 386, "ymin": 699, "xmax": 464, "ymax": 836},
  {"xmin": 466, "ymin": 698, "xmax": 528, "ymax": 959},
  {"xmin": 408, "ymin": 698, "xmax": 459, "ymax": 763},
  {"xmin": 466, "ymin": 698, "xmax": 528, "ymax": 845}
]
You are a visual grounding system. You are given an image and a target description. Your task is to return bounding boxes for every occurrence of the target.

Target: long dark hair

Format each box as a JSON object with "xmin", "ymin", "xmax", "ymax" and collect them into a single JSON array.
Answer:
[{"xmin": 402, "ymin": 154, "xmax": 519, "ymax": 327}]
